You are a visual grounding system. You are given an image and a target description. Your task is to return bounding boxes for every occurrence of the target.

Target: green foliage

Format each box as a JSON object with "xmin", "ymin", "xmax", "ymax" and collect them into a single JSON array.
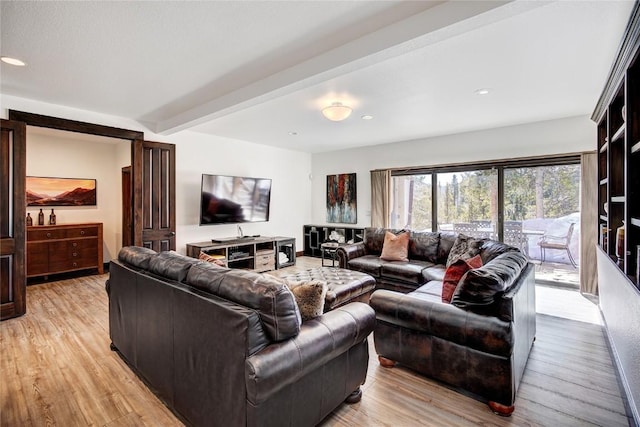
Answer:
[{"xmin": 392, "ymin": 164, "xmax": 580, "ymax": 230}]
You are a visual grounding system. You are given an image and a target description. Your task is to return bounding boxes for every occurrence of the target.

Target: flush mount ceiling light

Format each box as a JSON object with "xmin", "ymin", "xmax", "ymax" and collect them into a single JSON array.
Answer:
[
  {"xmin": 322, "ymin": 102, "xmax": 352, "ymax": 121},
  {"xmin": 1, "ymin": 56, "xmax": 26, "ymax": 66},
  {"xmin": 361, "ymin": 115, "xmax": 373, "ymax": 120},
  {"xmin": 475, "ymin": 88, "xmax": 491, "ymax": 95}
]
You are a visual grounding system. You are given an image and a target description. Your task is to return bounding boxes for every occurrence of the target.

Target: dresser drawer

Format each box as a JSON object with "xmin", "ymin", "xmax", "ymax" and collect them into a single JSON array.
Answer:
[
  {"xmin": 27, "ymin": 228, "xmax": 66, "ymax": 241},
  {"xmin": 66, "ymin": 226, "xmax": 99, "ymax": 238},
  {"xmin": 49, "ymin": 256, "xmax": 98, "ymax": 273}
]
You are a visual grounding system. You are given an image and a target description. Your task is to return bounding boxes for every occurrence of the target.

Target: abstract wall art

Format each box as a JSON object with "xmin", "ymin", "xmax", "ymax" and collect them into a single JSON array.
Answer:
[{"xmin": 326, "ymin": 173, "xmax": 356, "ymax": 224}]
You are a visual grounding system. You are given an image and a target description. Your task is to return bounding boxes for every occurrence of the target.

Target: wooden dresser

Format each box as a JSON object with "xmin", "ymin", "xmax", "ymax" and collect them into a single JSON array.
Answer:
[{"xmin": 27, "ymin": 223, "xmax": 104, "ymax": 278}]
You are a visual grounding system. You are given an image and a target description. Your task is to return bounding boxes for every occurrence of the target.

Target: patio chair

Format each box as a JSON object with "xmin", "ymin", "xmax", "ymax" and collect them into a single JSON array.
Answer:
[
  {"xmin": 504, "ymin": 221, "xmax": 529, "ymax": 256},
  {"xmin": 538, "ymin": 223, "xmax": 577, "ymax": 268}
]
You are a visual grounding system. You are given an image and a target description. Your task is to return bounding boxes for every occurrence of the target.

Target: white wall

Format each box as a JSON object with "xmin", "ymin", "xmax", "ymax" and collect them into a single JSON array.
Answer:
[
  {"xmin": 310, "ymin": 115, "xmax": 596, "ymax": 227},
  {"xmin": 3, "ymin": 95, "xmax": 312, "ymax": 256},
  {"xmin": 26, "ymin": 131, "xmax": 130, "ymax": 263}
]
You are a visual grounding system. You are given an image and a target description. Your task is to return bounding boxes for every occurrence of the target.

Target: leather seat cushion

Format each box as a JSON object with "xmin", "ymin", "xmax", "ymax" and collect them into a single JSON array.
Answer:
[
  {"xmin": 347, "ymin": 255, "xmax": 385, "ymax": 277},
  {"xmin": 452, "ymin": 251, "xmax": 528, "ymax": 310},
  {"xmin": 186, "ymin": 262, "xmax": 301, "ymax": 342},
  {"xmin": 147, "ymin": 250, "xmax": 201, "ymax": 282},
  {"xmin": 422, "ymin": 265, "xmax": 446, "ymax": 282},
  {"xmin": 380, "ymin": 260, "xmax": 434, "ymax": 285},
  {"xmin": 412, "ymin": 280, "xmax": 443, "ymax": 299},
  {"xmin": 118, "ymin": 246, "xmax": 157, "ymax": 270},
  {"xmin": 408, "ymin": 231, "xmax": 439, "ymax": 263}
]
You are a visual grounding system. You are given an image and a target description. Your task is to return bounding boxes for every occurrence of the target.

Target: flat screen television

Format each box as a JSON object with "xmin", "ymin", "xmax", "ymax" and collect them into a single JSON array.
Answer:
[{"xmin": 200, "ymin": 174, "xmax": 272, "ymax": 225}]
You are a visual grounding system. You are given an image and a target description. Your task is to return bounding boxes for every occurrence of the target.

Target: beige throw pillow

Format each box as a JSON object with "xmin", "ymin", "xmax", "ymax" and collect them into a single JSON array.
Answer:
[{"xmin": 380, "ymin": 231, "xmax": 409, "ymax": 261}]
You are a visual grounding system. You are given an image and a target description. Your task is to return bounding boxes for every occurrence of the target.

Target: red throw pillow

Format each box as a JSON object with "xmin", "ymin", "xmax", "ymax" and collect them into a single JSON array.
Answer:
[{"xmin": 442, "ymin": 254, "xmax": 483, "ymax": 303}]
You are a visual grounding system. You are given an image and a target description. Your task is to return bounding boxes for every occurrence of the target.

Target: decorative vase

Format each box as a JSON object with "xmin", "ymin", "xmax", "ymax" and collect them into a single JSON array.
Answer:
[
  {"xmin": 26, "ymin": 213, "xmax": 33, "ymax": 226},
  {"xmin": 616, "ymin": 221, "xmax": 625, "ymax": 268},
  {"xmin": 49, "ymin": 209, "xmax": 56, "ymax": 225},
  {"xmin": 38, "ymin": 209, "xmax": 44, "ymax": 226}
]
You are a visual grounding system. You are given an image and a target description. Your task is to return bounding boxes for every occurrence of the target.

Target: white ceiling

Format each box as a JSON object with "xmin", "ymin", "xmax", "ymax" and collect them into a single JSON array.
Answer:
[{"xmin": 1, "ymin": 1, "xmax": 635, "ymax": 153}]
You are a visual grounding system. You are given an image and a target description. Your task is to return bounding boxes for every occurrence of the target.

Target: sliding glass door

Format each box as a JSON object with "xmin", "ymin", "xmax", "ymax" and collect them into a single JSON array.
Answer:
[{"xmin": 390, "ymin": 158, "xmax": 580, "ymax": 285}]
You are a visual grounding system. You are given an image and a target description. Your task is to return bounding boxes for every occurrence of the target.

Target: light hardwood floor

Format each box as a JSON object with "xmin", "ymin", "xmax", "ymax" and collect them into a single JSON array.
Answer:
[{"xmin": 1, "ymin": 257, "xmax": 630, "ymax": 427}]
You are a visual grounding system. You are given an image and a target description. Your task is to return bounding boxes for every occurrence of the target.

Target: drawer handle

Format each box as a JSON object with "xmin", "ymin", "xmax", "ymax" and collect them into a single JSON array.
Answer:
[
  {"xmin": 72, "ymin": 242, "xmax": 78, "ymax": 247},
  {"xmin": 72, "ymin": 262, "xmax": 77, "ymax": 267},
  {"xmin": 80, "ymin": 231, "xmax": 85, "ymax": 235},
  {"xmin": 46, "ymin": 232, "xmax": 51, "ymax": 238},
  {"xmin": 72, "ymin": 252, "xmax": 78, "ymax": 257}
]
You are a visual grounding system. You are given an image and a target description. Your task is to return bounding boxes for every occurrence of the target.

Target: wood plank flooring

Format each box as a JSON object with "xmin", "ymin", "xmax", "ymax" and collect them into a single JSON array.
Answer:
[{"xmin": 0, "ymin": 257, "xmax": 630, "ymax": 427}]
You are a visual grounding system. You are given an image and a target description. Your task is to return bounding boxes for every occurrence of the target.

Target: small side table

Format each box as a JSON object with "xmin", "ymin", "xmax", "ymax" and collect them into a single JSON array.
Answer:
[
  {"xmin": 274, "ymin": 236, "xmax": 296, "ymax": 269},
  {"xmin": 321, "ymin": 242, "xmax": 341, "ymax": 267}
]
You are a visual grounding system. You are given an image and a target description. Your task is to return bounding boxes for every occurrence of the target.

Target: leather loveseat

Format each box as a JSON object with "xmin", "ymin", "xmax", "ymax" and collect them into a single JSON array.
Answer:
[
  {"xmin": 106, "ymin": 246, "xmax": 375, "ymax": 427},
  {"xmin": 336, "ymin": 228, "xmax": 536, "ymax": 415}
]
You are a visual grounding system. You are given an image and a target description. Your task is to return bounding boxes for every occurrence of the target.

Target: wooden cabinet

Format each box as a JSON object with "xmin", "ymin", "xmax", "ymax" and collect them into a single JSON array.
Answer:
[
  {"xmin": 26, "ymin": 223, "xmax": 104, "ymax": 278},
  {"xmin": 595, "ymin": 10, "xmax": 640, "ymax": 283},
  {"xmin": 593, "ymin": 4, "xmax": 640, "ymax": 426},
  {"xmin": 303, "ymin": 225, "xmax": 364, "ymax": 258},
  {"xmin": 186, "ymin": 236, "xmax": 295, "ymax": 272}
]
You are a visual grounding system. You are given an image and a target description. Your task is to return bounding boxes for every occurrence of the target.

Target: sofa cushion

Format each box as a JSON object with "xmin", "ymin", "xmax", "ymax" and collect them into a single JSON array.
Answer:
[
  {"xmin": 446, "ymin": 234, "xmax": 484, "ymax": 267},
  {"xmin": 148, "ymin": 251, "xmax": 200, "ymax": 282},
  {"xmin": 479, "ymin": 240, "xmax": 518, "ymax": 264},
  {"xmin": 381, "ymin": 260, "xmax": 434, "ymax": 285},
  {"xmin": 437, "ymin": 232, "xmax": 459, "ymax": 264},
  {"xmin": 442, "ymin": 254, "xmax": 483, "ymax": 304},
  {"xmin": 380, "ymin": 230, "xmax": 409, "ymax": 261},
  {"xmin": 412, "ymin": 280, "xmax": 443, "ymax": 299},
  {"xmin": 422, "ymin": 265, "xmax": 446, "ymax": 282},
  {"xmin": 185, "ymin": 262, "xmax": 302, "ymax": 342},
  {"xmin": 408, "ymin": 231, "xmax": 439, "ymax": 263},
  {"xmin": 451, "ymin": 251, "xmax": 528, "ymax": 310},
  {"xmin": 347, "ymin": 255, "xmax": 384, "ymax": 277},
  {"xmin": 364, "ymin": 227, "xmax": 402, "ymax": 255},
  {"xmin": 118, "ymin": 246, "xmax": 157, "ymax": 270},
  {"xmin": 285, "ymin": 280, "xmax": 327, "ymax": 321}
]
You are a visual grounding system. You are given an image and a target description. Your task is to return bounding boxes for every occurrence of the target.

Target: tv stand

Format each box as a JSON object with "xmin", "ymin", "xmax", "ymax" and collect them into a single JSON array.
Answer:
[{"xmin": 186, "ymin": 236, "xmax": 295, "ymax": 272}]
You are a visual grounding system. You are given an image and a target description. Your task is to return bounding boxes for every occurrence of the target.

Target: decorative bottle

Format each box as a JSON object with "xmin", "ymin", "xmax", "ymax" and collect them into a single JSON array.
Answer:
[
  {"xmin": 616, "ymin": 221, "xmax": 625, "ymax": 268},
  {"xmin": 49, "ymin": 209, "xmax": 56, "ymax": 225},
  {"xmin": 38, "ymin": 209, "xmax": 44, "ymax": 226},
  {"xmin": 26, "ymin": 213, "xmax": 33, "ymax": 226}
]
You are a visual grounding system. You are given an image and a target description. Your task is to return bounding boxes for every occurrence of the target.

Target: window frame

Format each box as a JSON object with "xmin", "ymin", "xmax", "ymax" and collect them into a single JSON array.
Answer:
[{"xmin": 390, "ymin": 154, "xmax": 581, "ymax": 236}]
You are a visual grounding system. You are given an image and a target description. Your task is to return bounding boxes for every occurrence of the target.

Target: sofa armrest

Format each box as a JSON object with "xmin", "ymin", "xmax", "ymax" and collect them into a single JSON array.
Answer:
[
  {"xmin": 245, "ymin": 302, "xmax": 375, "ymax": 405},
  {"xmin": 370, "ymin": 290, "xmax": 513, "ymax": 357},
  {"xmin": 336, "ymin": 242, "xmax": 367, "ymax": 268}
]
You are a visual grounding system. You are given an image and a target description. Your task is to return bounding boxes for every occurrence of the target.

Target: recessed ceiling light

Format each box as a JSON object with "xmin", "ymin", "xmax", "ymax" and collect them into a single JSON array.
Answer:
[
  {"xmin": 475, "ymin": 88, "xmax": 491, "ymax": 95},
  {"xmin": 361, "ymin": 115, "xmax": 373, "ymax": 120},
  {"xmin": 288, "ymin": 131, "xmax": 297, "ymax": 136},
  {"xmin": 1, "ymin": 56, "xmax": 26, "ymax": 66}
]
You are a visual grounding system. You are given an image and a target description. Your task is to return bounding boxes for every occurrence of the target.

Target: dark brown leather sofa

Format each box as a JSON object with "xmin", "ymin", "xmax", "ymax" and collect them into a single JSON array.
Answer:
[
  {"xmin": 336, "ymin": 228, "xmax": 536, "ymax": 415},
  {"xmin": 106, "ymin": 246, "xmax": 375, "ymax": 427}
]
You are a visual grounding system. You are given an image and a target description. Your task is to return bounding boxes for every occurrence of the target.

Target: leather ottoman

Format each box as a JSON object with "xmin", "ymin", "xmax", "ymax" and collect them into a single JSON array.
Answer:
[{"xmin": 279, "ymin": 267, "xmax": 376, "ymax": 311}]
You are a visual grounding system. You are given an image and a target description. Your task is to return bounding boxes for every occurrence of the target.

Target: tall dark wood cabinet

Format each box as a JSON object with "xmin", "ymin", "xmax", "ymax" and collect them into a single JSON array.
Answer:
[{"xmin": 592, "ymin": 3, "xmax": 640, "ymax": 425}]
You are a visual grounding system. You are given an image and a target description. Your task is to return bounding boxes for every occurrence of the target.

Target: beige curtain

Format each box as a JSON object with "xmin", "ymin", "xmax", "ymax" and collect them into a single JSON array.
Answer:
[
  {"xmin": 580, "ymin": 152, "xmax": 598, "ymax": 295},
  {"xmin": 370, "ymin": 169, "xmax": 391, "ymax": 228}
]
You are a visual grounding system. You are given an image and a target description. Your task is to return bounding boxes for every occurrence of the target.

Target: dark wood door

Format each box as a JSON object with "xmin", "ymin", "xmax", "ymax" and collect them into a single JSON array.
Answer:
[
  {"xmin": 132, "ymin": 140, "xmax": 176, "ymax": 251},
  {"xmin": 1, "ymin": 119, "xmax": 26, "ymax": 320},
  {"xmin": 121, "ymin": 166, "xmax": 132, "ymax": 247}
]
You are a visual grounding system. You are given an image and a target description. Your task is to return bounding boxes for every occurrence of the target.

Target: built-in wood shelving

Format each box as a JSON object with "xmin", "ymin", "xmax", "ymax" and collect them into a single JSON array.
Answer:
[{"xmin": 612, "ymin": 124, "xmax": 626, "ymax": 142}]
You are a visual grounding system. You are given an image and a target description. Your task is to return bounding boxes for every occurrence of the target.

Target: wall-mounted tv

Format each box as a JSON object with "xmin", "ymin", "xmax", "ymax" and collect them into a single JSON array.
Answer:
[{"xmin": 200, "ymin": 174, "xmax": 272, "ymax": 225}]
